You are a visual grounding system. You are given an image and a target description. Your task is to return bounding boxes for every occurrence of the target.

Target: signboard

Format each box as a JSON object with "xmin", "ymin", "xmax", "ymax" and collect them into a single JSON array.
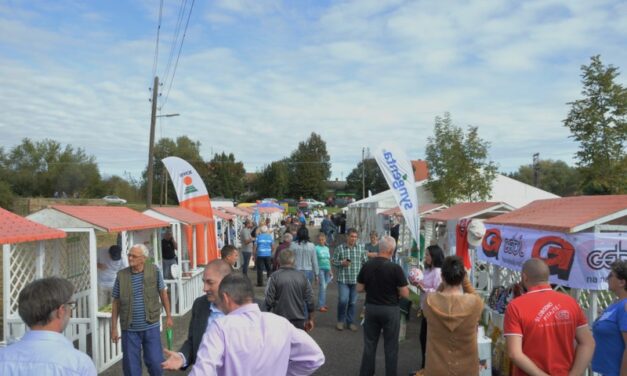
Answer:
[{"xmin": 478, "ymin": 225, "xmax": 626, "ymax": 290}]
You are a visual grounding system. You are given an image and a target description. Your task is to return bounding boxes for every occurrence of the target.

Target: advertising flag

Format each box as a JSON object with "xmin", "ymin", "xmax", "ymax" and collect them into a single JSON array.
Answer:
[
  {"xmin": 162, "ymin": 156, "xmax": 218, "ymax": 264},
  {"xmin": 374, "ymin": 143, "xmax": 420, "ymax": 245}
]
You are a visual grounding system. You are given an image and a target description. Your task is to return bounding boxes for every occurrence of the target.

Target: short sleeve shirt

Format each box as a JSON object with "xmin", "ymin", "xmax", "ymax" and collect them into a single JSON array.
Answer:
[
  {"xmin": 256, "ymin": 233, "xmax": 273, "ymax": 257},
  {"xmin": 357, "ymin": 257, "xmax": 408, "ymax": 306},
  {"xmin": 503, "ymin": 285, "xmax": 588, "ymax": 376},
  {"xmin": 592, "ymin": 298, "xmax": 627, "ymax": 376},
  {"xmin": 112, "ymin": 268, "xmax": 165, "ymax": 331},
  {"xmin": 240, "ymin": 227, "xmax": 253, "ymax": 253}
]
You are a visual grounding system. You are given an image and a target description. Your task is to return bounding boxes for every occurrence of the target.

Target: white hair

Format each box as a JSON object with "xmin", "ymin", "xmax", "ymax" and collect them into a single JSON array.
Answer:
[
  {"xmin": 260, "ymin": 225, "xmax": 268, "ymax": 233},
  {"xmin": 378, "ymin": 236, "xmax": 396, "ymax": 254},
  {"xmin": 132, "ymin": 243, "xmax": 150, "ymax": 257}
]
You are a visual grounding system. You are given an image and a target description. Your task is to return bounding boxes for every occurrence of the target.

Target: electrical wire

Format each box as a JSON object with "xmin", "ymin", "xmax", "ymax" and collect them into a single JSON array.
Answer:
[
  {"xmin": 160, "ymin": 0, "xmax": 196, "ymax": 111},
  {"xmin": 151, "ymin": 0, "xmax": 164, "ymax": 79},
  {"xmin": 161, "ymin": 0, "xmax": 188, "ymax": 87}
]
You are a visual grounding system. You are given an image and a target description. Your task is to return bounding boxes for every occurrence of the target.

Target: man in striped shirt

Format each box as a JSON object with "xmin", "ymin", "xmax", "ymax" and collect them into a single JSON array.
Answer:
[{"xmin": 111, "ymin": 244, "xmax": 173, "ymax": 376}]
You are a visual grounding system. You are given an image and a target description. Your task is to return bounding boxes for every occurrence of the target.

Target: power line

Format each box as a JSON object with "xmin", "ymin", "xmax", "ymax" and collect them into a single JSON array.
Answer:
[
  {"xmin": 160, "ymin": 0, "xmax": 195, "ymax": 111},
  {"xmin": 161, "ymin": 0, "xmax": 188, "ymax": 86},
  {"xmin": 151, "ymin": 0, "xmax": 164, "ymax": 79}
]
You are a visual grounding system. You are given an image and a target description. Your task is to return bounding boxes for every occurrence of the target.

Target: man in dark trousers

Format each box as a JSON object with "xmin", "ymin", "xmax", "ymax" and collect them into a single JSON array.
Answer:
[
  {"xmin": 357, "ymin": 235, "xmax": 409, "ymax": 376},
  {"xmin": 161, "ymin": 259, "xmax": 232, "ymax": 370},
  {"xmin": 161, "ymin": 230, "xmax": 177, "ymax": 280}
]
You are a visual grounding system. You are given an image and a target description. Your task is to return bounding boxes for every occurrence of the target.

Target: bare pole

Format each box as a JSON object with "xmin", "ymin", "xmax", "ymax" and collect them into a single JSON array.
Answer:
[
  {"xmin": 146, "ymin": 76, "xmax": 159, "ymax": 208},
  {"xmin": 362, "ymin": 147, "xmax": 365, "ymax": 199}
]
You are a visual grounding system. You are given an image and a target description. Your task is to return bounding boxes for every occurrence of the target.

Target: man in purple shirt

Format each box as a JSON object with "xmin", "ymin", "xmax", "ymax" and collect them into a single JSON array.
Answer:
[{"xmin": 190, "ymin": 273, "xmax": 325, "ymax": 376}]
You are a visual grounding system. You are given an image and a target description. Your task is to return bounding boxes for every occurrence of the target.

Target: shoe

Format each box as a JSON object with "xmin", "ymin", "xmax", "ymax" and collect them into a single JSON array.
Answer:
[
  {"xmin": 335, "ymin": 322, "xmax": 344, "ymax": 331},
  {"xmin": 349, "ymin": 324, "xmax": 359, "ymax": 332},
  {"xmin": 319, "ymin": 306, "xmax": 328, "ymax": 312}
]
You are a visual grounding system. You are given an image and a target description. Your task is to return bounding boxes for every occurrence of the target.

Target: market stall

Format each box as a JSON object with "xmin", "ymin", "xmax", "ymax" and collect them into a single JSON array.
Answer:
[
  {"xmin": 26, "ymin": 205, "xmax": 168, "ymax": 372},
  {"xmin": 143, "ymin": 206, "xmax": 213, "ymax": 316}
]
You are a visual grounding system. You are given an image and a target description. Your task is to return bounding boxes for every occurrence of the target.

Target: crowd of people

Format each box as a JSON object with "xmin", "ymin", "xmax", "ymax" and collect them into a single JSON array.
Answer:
[{"xmin": 0, "ymin": 213, "xmax": 626, "ymax": 376}]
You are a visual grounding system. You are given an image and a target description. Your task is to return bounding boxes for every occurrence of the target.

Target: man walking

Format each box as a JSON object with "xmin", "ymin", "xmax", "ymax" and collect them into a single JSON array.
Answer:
[
  {"xmin": 239, "ymin": 219, "xmax": 254, "ymax": 276},
  {"xmin": 265, "ymin": 249, "xmax": 316, "ymax": 330},
  {"xmin": 504, "ymin": 258, "xmax": 595, "ymax": 376},
  {"xmin": 332, "ymin": 228, "xmax": 368, "ymax": 331},
  {"xmin": 0, "ymin": 277, "xmax": 97, "ymax": 375},
  {"xmin": 162, "ymin": 259, "xmax": 232, "ymax": 370},
  {"xmin": 111, "ymin": 244, "xmax": 173, "ymax": 376},
  {"xmin": 190, "ymin": 273, "xmax": 325, "ymax": 375},
  {"xmin": 320, "ymin": 214, "xmax": 337, "ymax": 246},
  {"xmin": 357, "ymin": 236, "xmax": 409, "ymax": 376}
]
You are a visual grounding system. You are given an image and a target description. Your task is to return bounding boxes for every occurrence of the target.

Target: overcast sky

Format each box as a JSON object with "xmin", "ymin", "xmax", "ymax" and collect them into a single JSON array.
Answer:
[{"xmin": 1, "ymin": 0, "xmax": 626, "ymax": 181}]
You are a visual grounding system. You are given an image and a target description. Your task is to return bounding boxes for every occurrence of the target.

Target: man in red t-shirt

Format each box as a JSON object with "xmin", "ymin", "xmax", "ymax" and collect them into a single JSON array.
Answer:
[{"xmin": 504, "ymin": 258, "xmax": 595, "ymax": 376}]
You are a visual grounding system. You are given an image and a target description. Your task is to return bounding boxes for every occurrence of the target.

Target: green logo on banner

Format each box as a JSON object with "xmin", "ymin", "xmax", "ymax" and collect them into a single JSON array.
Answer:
[{"xmin": 184, "ymin": 185, "xmax": 198, "ymax": 194}]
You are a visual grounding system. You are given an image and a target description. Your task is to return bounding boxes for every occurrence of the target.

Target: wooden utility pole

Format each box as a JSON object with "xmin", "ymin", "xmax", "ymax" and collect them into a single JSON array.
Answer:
[{"xmin": 146, "ymin": 76, "xmax": 159, "ymax": 208}]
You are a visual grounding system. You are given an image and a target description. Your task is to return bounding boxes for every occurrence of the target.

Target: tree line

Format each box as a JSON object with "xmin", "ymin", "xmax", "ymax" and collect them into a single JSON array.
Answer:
[{"xmin": 1, "ymin": 55, "xmax": 624, "ymax": 210}]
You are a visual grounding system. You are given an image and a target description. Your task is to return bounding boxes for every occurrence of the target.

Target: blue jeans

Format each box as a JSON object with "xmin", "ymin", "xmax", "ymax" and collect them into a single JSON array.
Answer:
[
  {"xmin": 337, "ymin": 282, "xmax": 358, "ymax": 325},
  {"xmin": 318, "ymin": 270, "xmax": 332, "ymax": 307},
  {"xmin": 121, "ymin": 326, "xmax": 163, "ymax": 376},
  {"xmin": 300, "ymin": 270, "xmax": 315, "ymax": 285},
  {"xmin": 241, "ymin": 252, "xmax": 252, "ymax": 276}
]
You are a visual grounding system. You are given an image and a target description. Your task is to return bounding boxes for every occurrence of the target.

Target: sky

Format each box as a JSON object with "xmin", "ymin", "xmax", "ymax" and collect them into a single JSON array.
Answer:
[{"xmin": 1, "ymin": 0, "xmax": 626, "ymax": 182}]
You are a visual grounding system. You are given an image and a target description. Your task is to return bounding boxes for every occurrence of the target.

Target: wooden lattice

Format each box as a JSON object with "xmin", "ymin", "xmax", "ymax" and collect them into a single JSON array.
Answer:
[{"xmin": 9, "ymin": 243, "xmax": 38, "ymax": 316}]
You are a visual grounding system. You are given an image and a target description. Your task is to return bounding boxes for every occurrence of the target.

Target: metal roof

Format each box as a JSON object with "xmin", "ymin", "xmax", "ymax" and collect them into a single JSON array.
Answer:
[
  {"xmin": 50, "ymin": 205, "xmax": 168, "ymax": 232},
  {"xmin": 486, "ymin": 195, "xmax": 627, "ymax": 233},
  {"xmin": 0, "ymin": 207, "xmax": 66, "ymax": 244},
  {"xmin": 378, "ymin": 203, "xmax": 448, "ymax": 217},
  {"xmin": 424, "ymin": 202, "xmax": 514, "ymax": 222},
  {"xmin": 147, "ymin": 206, "xmax": 213, "ymax": 225}
]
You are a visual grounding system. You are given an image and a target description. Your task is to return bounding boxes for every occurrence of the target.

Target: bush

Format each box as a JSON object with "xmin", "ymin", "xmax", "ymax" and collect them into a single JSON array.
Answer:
[{"xmin": 0, "ymin": 181, "xmax": 14, "ymax": 210}]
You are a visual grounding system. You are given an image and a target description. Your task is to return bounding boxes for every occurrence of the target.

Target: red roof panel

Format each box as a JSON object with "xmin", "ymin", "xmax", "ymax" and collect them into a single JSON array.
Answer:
[
  {"xmin": 52, "ymin": 205, "xmax": 168, "ymax": 232},
  {"xmin": 424, "ymin": 202, "xmax": 506, "ymax": 222},
  {"xmin": 150, "ymin": 207, "xmax": 213, "ymax": 225},
  {"xmin": 0, "ymin": 207, "xmax": 66, "ymax": 244},
  {"xmin": 220, "ymin": 207, "xmax": 250, "ymax": 217},
  {"xmin": 213, "ymin": 209, "xmax": 235, "ymax": 220},
  {"xmin": 486, "ymin": 195, "xmax": 627, "ymax": 233}
]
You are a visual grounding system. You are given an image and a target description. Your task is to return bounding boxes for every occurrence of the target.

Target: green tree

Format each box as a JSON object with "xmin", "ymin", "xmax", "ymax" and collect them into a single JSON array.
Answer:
[
  {"xmin": 288, "ymin": 133, "xmax": 331, "ymax": 199},
  {"xmin": 101, "ymin": 175, "xmax": 142, "ymax": 203},
  {"xmin": 564, "ymin": 55, "xmax": 627, "ymax": 194},
  {"xmin": 3, "ymin": 138, "xmax": 101, "ymax": 198},
  {"xmin": 206, "ymin": 152, "xmax": 246, "ymax": 199},
  {"xmin": 508, "ymin": 159, "xmax": 580, "ymax": 197},
  {"xmin": 146, "ymin": 136, "xmax": 208, "ymax": 204},
  {"xmin": 425, "ymin": 113, "xmax": 498, "ymax": 205},
  {"xmin": 256, "ymin": 159, "xmax": 290, "ymax": 199},
  {"xmin": 346, "ymin": 158, "xmax": 388, "ymax": 200}
]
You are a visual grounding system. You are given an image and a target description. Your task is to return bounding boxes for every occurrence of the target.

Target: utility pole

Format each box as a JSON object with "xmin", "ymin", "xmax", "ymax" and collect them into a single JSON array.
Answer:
[
  {"xmin": 146, "ymin": 76, "xmax": 159, "ymax": 208},
  {"xmin": 362, "ymin": 147, "xmax": 365, "ymax": 199},
  {"xmin": 532, "ymin": 153, "xmax": 540, "ymax": 187}
]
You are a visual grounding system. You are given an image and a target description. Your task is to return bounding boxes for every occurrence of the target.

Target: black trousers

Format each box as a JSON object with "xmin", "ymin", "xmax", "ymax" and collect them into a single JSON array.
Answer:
[
  {"xmin": 256, "ymin": 256, "xmax": 272, "ymax": 285},
  {"xmin": 420, "ymin": 315, "xmax": 427, "ymax": 368},
  {"xmin": 359, "ymin": 304, "xmax": 400, "ymax": 376}
]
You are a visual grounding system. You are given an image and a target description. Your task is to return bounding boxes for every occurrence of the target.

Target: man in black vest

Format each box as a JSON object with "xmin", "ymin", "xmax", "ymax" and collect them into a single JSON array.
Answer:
[
  {"xmin": 111, "ymin": 244, "xmax": 172, "ymax": 376},
  {"xmin": 161, "ymin": 259, "xmax": 232, "ymax": 370}
]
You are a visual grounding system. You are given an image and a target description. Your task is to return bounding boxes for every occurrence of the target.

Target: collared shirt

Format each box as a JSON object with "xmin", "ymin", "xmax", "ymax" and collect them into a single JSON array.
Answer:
[
  {"xmin": 189, "ymin": 304, "xmax": 324, "ymax": 376},
  {"xmin": 112, "ymin": 268, "xmax": 165, "ymax": 331},
  {"xmin": 331, "ymin": 242, "xmax": 367, "ymax": 284},
  {"xmin": 0, "ymin": 330, "xmax": 97, "ymax": 376},
  {"xmin": 180, "ymin": 302, "xmax": 224, "ymax": 367}
]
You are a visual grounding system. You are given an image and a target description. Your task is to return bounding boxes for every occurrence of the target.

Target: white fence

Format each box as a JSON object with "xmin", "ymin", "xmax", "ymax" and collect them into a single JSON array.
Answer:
[{"xmin": 165, "ymin": 268, "xmax": 204, "ymax": 316}]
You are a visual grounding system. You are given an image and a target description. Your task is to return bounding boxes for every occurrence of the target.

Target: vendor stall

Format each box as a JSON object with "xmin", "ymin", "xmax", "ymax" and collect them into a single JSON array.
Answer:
[
  {"xmin": 26, "ymin": 205, "xmax": 168, "ymax": 372},
  {"xmin": 143, "ymin": 206, "xmax": 213, "ymax": 316}
]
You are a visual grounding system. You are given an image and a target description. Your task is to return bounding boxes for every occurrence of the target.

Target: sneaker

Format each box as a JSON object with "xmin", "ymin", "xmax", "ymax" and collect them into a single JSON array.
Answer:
[
  {"xmin": 319, "ymin": 306, "xmax": 328, "ymax": 312},
  {"xmin": 349, "ymin": 324, "xmax": 359, "ymax": 332},
  {"xmin": 335, "ymin": 322, "xmax": 344, "ymax": 331}
]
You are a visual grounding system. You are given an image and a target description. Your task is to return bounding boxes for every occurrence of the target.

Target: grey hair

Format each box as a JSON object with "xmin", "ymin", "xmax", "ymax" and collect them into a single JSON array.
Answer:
[
  {"xmin": 18, "ymin": 277, "xmax": 74, "ymax": 327},
  {"xmin": 219, "ymin": 273, "xmax": 254, "ymax": 305},
  {"xmin": 283, "ymin": 232, "xmax": 293, "ymax": 242},
  {"xmin": 378, "ymin": 235, "xmax": 396, "ymax": 254},
  {"xmin": 260, "ymin": 225, "xmax": 268, "ymax": 233},
  {"xmin": 279, "ymin": 249, "xmax": 296, "ymax": 266},
  {"xmin": 132, "ymin": 243, "xmax": 150, "ymax": 257}
]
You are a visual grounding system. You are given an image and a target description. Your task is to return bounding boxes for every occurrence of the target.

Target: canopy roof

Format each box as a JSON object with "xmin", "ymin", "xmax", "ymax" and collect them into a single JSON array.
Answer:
[
  {"xmin": 379, "ymin": 203, "xmax": 448, "ymax": 217},
  {"xmin": 145, "ymin": 207, "xmax": 213, "ymax": 225},
  {"xmin": 424, "ymin": 202, "xmax": 514, "ymax": 222},
  {"xmin": 486, "ymin": 195, "xmax": 627, "ymax": 233},
  {"xmin": 45, "ymin": 205, "xmax": 169, "ymax": 232},
  {"xmin": 0, "ymin": 207, "xmax": 66, "ymax": 244},
  {"xmin": 213, "ymin": 209, "xmax": 235, "ymax": 220},
  {"xmin": 220, "ymin": 206, "xmax": 250, "ymax": 217}
]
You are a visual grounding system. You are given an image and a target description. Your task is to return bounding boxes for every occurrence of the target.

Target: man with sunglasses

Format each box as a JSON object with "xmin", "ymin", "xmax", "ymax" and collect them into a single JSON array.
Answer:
[{"xmin": 0, "ymin": 277, "xmax": 97, "ymax": 375}]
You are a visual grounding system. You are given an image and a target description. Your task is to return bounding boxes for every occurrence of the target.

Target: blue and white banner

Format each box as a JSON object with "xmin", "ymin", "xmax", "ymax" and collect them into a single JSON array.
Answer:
[
  {"xmin": 478, "ymin": 224, "xmax": 626, "ymax": 290},
  {"xmin": 374, "ymin": 142, "xmax": 420, "ymax": 246}
]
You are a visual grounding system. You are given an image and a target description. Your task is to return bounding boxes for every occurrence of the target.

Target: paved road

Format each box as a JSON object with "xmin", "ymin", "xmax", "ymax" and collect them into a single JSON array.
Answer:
[{"xmin": 100, "ymin": 273, "xmax": 423, "ymax": 375}]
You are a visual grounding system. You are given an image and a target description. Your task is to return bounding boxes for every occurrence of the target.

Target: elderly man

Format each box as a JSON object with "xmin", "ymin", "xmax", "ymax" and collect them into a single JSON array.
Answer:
[
  {"xmin": 190, "ymin": 273, "xmax": 325, "ymax": 376},
  {"xmin": 332, "ymin": 228, "xmax": 368, "ymax": 331},
  {"xmin": 111, "ymin": 244, "xmax": 173, "ymax": 376},
  {"xmin": 504, "ymin": 258, "xmax": 595, "ymax": 376},
  {"xmin": 162, "ymin": 259, "xmax": 233, "ymax": 370},
  {"xmin": 357, "ymin": 236, "xmax": 409, "ymax": 376},
  {"xmin": 220, "ymin": 245, "xmax": 239, "ymax": 269},
  {"xmin": 0, "ymin": 277, "xmax": 97, "ymax": 375},
  {"xmin": 265, "ymin": 249, "xmax": 316, "ymax": 330}
]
